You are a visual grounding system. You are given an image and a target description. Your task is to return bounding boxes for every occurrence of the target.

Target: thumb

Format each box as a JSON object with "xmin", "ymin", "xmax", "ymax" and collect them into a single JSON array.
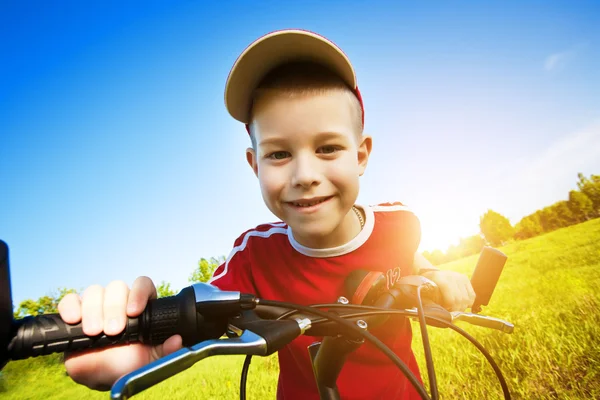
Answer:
[{"xmin": 152, "ymin": 334, "xmax": 183, "ymax": 360}]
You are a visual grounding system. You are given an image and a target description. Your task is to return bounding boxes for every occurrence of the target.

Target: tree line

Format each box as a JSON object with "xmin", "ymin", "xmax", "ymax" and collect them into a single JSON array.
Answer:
[
  {"xmin": 12, "ymin": 173, "xmax": 598, "ymax": 317},
  {"xmin": 422, "ymin": 172, "xmax": 599, "ymax": 265}
]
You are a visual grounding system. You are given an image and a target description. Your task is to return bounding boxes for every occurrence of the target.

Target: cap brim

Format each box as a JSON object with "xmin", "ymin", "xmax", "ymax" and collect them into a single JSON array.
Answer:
[{"xmin": 225, "ymin": 29, "xmax": 357, "ymax": 124}]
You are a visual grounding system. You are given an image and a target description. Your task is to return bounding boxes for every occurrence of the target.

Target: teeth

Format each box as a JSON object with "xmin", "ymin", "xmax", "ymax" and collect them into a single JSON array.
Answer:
[{"xmin": 293, "ymin": 198, "xmax": 326, "ymax": 207}]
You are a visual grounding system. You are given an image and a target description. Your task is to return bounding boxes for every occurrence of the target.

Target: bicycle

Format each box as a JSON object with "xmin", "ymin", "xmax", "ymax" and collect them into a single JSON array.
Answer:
[{"xmin": 0, "ymin": 239, "xmax": 514, "ymax": 400}]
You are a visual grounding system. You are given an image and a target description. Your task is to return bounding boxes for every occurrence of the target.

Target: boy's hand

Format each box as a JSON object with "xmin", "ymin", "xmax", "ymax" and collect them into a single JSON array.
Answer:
[
  {"xmin": 57, "ymin": 276, "xmax": 183, "ymax": 391},
  {"xmin": 419, "ymin": 270, "xmax": 476, "ymax": 312}
]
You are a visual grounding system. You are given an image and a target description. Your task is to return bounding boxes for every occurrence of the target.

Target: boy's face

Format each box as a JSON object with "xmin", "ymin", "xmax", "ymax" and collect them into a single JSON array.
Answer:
[{"xmin": 246, "ymin": 90, "xmax": 372, "ymax": 249}]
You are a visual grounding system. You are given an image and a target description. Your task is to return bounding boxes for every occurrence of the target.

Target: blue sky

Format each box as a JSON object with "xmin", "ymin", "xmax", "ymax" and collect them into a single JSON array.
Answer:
[{"xmin": 2, "ymin": 1, "xmax": 599, "ymax": 306}]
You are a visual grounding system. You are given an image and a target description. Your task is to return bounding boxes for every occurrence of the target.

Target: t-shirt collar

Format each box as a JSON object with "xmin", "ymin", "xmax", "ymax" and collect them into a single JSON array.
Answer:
[{"xmin": 287, "ymin": 204, "xmax": 375, "ymax": 258}]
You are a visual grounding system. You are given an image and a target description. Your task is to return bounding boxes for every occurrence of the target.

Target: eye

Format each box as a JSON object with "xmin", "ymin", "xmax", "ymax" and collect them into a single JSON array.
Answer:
[
  {"xmin": 267, "ymin": 151, "xmax": 291, "ymax": 160},
  {"xmin": 317, "ymin": 145, "xmax": 340, "ymax": 154}
]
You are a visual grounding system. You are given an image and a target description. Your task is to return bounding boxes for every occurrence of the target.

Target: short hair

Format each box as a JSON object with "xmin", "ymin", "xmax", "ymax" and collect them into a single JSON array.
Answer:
[{"xmin": 247, "ymin": 62, "xmax": 363, "ymax": 149}]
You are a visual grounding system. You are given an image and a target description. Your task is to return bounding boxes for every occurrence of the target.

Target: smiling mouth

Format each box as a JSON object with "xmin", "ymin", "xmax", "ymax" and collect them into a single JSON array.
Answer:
[{"xmin": 288, "ymin": 196, "xmax": 332, "ymax": 208}]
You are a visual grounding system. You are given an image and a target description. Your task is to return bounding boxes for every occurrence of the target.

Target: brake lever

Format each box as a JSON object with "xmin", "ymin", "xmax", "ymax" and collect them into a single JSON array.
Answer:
[
  {"xmin": 110, "ymin": 330, "xmax": 268, "ymax": 400},
  {"xmin": 450, "ymin": 312, "xmax": 514, "ymax": 334},
  {"xmin": 110, "ymin": 310, "xmax": 310, "ymax": 400}
]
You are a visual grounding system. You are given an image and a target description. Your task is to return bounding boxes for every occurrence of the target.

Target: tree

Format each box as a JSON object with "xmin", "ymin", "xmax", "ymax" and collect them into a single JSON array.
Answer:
[
  {"xmin": 14, "ymin": 287, "xmax": 77, "ymax": 318},
  {"xmin": 156, "ymin": 281, "xmax": 176, "ymax": 298},
  {"xmin": 189, "ymin": 256, "xmax": 226, "ymax": 283},
  {"xmin": 552, "ymin": 201, "xmax": 575, "ymax": 228},
  {"xmin": 538, "ymin": 206, "xmax": 561, "ymax": 232},
  {"xmin": 457, "ymin": 234, "xmax": 485, "ymax": 258},
  {"xmin": 479, "ymin": 209, "xmax": 514, "ymax": 246},
  {"xmin": 568, "ymin": 190, "xmax": 594, "ymax": 222},
  {"xmin": 576, "ymin": 173, "xmax": 600, "ymax": 216},
  {"xmin": 445, "ymin": 244, "xmax": 461, "ymax": 262},
  {"xmin": 514, "ymin": 214, "xmax": 543, "ymax": 240},
  {"xmin": 422, "ymin": 249, "xmax": 446, "ymax": 266}
]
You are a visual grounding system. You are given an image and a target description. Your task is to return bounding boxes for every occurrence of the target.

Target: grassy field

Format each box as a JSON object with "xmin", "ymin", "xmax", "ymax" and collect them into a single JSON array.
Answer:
[{"xmin": 2, "ymin": 219, "xmax": 599, "ymax": 399}]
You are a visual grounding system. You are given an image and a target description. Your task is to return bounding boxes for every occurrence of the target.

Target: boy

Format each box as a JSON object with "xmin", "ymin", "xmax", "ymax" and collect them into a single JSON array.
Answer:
[{"xmin": 58, "ymin": 29, "xmax": 475, "ymax": 399}]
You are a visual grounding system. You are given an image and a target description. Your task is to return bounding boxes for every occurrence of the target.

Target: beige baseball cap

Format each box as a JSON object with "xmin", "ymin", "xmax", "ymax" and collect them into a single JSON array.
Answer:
[{"xmin": 224, "ymin": 29, "xmax": 364, "ymax": 127}]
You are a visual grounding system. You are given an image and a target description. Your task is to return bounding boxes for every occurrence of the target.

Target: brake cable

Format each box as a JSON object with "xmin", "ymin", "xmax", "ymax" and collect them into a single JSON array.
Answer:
[
  {"xmin": 241, "ymin": 286, "xmax": 440, "ymax": 400},
  {"xmin": 241, "ymin": 299, "xmax": 431, "ymax": 400},
  {"xmin": 240, "ymin": 303, "xmax": 511, "ymax": 400},
  {"xmin": 416, "ymin": 285, "xmax": 439, "ymax": 399},
  {"xmin": 310, "ymin": 309, "xmax": 510, "ymax": 399}
]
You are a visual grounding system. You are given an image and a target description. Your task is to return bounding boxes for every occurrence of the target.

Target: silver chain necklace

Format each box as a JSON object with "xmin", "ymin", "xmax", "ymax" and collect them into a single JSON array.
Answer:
[{"xmin": 352, "ymin": 205, "xmax": 364, "ymax": 229}]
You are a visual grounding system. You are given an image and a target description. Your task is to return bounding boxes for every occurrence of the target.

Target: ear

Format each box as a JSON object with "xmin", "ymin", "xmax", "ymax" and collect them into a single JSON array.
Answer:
[
  {"xmin": 246, "ymin": 147, "xmax": 259, "ymax": 177},
  {"xmin": 357, "ymin": 134, "xmax": 373, "ymax": 176}
]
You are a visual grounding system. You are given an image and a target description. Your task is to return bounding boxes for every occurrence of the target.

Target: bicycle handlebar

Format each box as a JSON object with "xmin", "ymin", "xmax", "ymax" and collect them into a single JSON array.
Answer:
[
  {"xmin": 4, "ymin": 281, "xmax": 455, "ymax": 362},
  {"xmin": 6, "ymin": 283, "xmax": 256, "ymax": 363},
  {"xmin": 0, "ymin": 239, "xmax": 513, "ymax": 400}
]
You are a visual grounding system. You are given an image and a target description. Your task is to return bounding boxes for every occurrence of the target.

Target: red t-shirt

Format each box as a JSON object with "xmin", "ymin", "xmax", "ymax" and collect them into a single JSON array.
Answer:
[{"xmin": 209, "ymin": 202, "xmax": 424, "ymax": 399}]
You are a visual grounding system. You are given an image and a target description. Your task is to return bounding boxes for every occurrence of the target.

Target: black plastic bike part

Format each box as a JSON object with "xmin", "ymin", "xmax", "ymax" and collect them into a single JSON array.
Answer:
[
  {"xmin": 234, "ymin": 311, "xmax": 310, "ymax": 400},
  {"xmin": 238, "ymin": 304, "xmax": 329, "ymax": 400},
  {"xmin": 344, "ymin": 270, "xmax": 435, "ymax": 308},
  {"xmin": 308, "ymin": 308, "xmax": 511, "ymax": 400},
  {"xmin": 471, "ymin": 247, "xmax": 508, "ymax": 313},
  {"xmin": 228, "ymin": 310, "xmax": 307, "ymax": 355},
  {"xmin": 6, "ymin": 284, "xmax": 251, "ymax": 362},
  {"xmin": 416, "ymin": 285, "xmax": 439, "ymax": 400},
  {"xmin": 9, "ymin": 313, "xmax": 142, "ymax": 360},
  {"xmin": 344, "ymin": 269, "xmax": 387, "ymax": 305},
  {"xmin": 110, "ymin": 329, "xmax": 268, "ymax": 400},
  {"xmin": 237, "ymin": 311, "xmax": 310, "ymax": 400},
  {"xmin": 307, "ymin": 342, "xmax": 337, "ymax": 400},
  {"xmin": 343, "ymin": 271, "xmax": 452, "ymax": 331},
  {"xmin": 393, "ymin": 276, "xmax": 452, "ymax": 329},
  {"xmin": 306, "ymin": 296, "xmax": 369, "ymax": 400},
  {"xmin": 307, "ymin": 343, "xmax": 332, "ymax": 397},
  {"xmin": 257, "ymin": 299, "xmax": 431, "ymax": 400},
  {"xmin": 346, "ymin": 270, "xmax": 441, "ymax": 399},
  {"xmin": 0, "ymin": 240, "xmax": 12, "ymax": 370},
  {"xmin": 309, "ymin": 321, "xmax": 366, "ymax": 400},
  {"xmin": 192, "ymin": 283, "xmax": 256, "ymax": 316}
]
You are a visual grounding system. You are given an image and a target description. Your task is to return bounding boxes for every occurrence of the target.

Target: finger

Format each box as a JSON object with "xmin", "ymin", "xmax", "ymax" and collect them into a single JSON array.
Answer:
[
  {"xmin": 440, "ymin": 286, "xmax": 456, "ymax": 311},
  {"xmin": 65, "ymin": 345, "xmax": 141, "ymax": 391},
  {"xmin": 127, "ymin": 276, "xmax": 157, "ymax": 317},
  {"xmin": 103, "ymin": 280, "xmax": 130, "ymax": 336},
  {"xmin": 151, "ymin": 335, "xmax": 183, "ymax": 361},
  {"xmin": 458, "ymin": 279, "xmax": 472, "ymax": 311},
  {"xmin": 449, "ymin": 279, "xmax": 467, "ymax": 312},
  {"xmin": 466, "ymin": 281, "xmax": 476, "ymax": 305},
  {"xmin": 459, "ymin": 276, "xmax": 475, "ymax": 310},
  {"xmin": 81, "ymin": 285, "xmax": 105, "ymax": 336},
  {"xmin": 58, "ymin": 292, "xmax": 82, "ymax": 324}
]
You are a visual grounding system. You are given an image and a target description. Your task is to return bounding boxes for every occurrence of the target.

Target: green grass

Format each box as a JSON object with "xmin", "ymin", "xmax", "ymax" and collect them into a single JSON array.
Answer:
[
  {"xmin": 2, "ymin": 219, "xmax": 599, "ymax": 399},
  {"xmin": 412, "ymin": 218, "xmax": 600, "ymax": 399}
]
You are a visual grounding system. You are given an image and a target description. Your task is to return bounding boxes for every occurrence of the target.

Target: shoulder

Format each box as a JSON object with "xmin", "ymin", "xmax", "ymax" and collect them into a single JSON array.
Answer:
[
  {"xmin": 368, "ymin": 201, "xmax": 419, "ymax": 220},
  {"xmin": 208, "ymin": 221, "xmax": 289, "ymax": 288},
  {"xmin": 366, "ymin": 201, "xmax": 421, "ymax": 252},
  {"xmin": 229, "ymin": 221, "xmax": 289, "ymax": 250}
]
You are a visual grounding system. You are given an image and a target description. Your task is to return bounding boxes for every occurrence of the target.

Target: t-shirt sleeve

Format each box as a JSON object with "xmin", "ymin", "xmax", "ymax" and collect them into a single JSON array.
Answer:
[
  {"xmin": 376, "ymin": 201, "xmax": 423, "ymax": 275},
  {"xmin": 380, "ymin": 202, "xmax": 421, "ymax": 248},
  {"xmin": 207, "ymin": 231, "xmax": 258, "ymax": 295}
]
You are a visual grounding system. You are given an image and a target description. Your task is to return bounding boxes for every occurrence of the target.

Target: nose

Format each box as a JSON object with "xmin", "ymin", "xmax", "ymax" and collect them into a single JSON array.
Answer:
[{"xmin": 291, "ymin": 152, "xmax": 321, "ymax": 189}]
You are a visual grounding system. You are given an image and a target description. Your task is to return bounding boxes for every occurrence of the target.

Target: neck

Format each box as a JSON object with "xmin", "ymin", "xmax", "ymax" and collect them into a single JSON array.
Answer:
[{"xmin": 291, "ymin": 206, "xmax": 363, "ymax": 249}]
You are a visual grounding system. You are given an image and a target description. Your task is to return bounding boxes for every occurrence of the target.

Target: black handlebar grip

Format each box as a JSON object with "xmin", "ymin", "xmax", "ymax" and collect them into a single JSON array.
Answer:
[
  {"xmin": 8, "ymin": 286, "xmax": 200, "ymax": 361},
  {"xmin": 138, "ymin": 286, "xmax": 200, "ymax": 346},
  {"xmin": 8, "ymin": 314, "xmax": 141, "ymax": 360}
]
